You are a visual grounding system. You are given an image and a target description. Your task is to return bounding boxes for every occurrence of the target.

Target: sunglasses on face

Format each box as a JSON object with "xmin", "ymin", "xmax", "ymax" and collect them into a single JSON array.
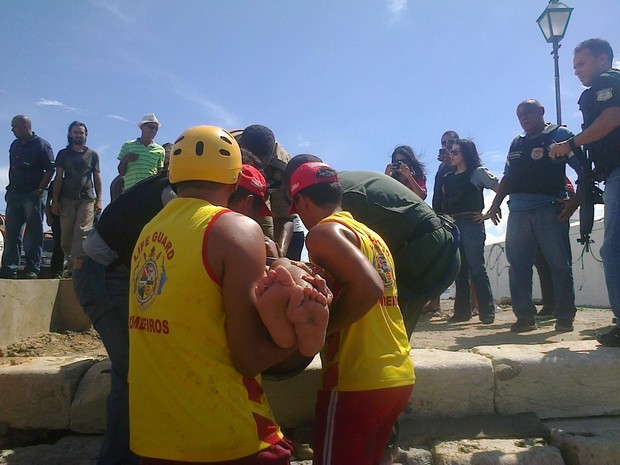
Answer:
[
  {"xmin": 144, "ymin": 124, "xmax": 159, "ymax": 130},
  {"xmin": 441, "ymin": 139, "xmax": 458, "ymax": 146},
  {"xmin": 449, "ymin": 149, "xmax": 461, "ymax": 156}
]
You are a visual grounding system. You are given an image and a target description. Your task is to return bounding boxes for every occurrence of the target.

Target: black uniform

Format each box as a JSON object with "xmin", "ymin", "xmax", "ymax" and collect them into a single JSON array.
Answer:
[{"xmin": 578, "ymin": 68, "xmax": 620, "ymax": 179}]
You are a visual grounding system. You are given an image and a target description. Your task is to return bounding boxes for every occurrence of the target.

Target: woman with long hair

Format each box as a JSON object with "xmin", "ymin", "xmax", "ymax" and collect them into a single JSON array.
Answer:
[
  {"xmin": 442, "ymin": 139, "xmax": 499, "ymax": 324},
  {"xmin": 385, "ymin": 145, "xmax": 428, "ymax": 200}
]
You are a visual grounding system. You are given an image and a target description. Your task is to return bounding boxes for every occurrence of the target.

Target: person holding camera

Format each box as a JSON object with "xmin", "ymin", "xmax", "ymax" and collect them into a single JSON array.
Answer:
[{"xmin": 385, "ymin": 145, "xmax": 428, "ymax": 200}]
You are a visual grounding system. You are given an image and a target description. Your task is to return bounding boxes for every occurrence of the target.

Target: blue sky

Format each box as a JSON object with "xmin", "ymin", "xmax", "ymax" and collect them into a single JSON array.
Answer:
[{"xmin": 1, "ymin": 0, "xmax": 619, "ymax": 243}]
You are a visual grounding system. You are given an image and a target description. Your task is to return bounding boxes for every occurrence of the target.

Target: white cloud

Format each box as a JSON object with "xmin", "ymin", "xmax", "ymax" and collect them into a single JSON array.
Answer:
[
  {"xmin": 614, "ymin": 59, "xmax": 620, "ymax": 69},
  {"xmin": 186, "ymin": 96, "xmax": 237, "ymax": 128},
  {"xmin": 106, "ymin": 114, "xmax": 131, "ymax": 123},
  {"xmin": 93, "ymin": 0, "xmax": 131, "ymax": 22},
  {"xmin": 297, "ymin": 135, "xmax": 310, "ymax": 149},
  {"xmin": 387, "ymin": 0, "xmax": 407, "ymax": 14},
  {"xmin": 36, "ymin": 98, "xmax": 83, "ymax": 114}
]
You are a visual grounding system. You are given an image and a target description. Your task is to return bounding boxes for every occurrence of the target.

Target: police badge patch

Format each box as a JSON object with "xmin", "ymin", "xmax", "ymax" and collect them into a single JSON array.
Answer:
[
  {"xmin": 597, "ymin": 88, "xmax": 613, "ymax": 102},
  {"xmin": 531, "ymin": 147, "xmax": 544, "ymax": 160}
]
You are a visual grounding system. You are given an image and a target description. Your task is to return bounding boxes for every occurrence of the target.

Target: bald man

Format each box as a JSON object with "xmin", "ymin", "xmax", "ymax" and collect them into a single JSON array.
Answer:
[
  {"xmin": 0, "ymin": 116, "xmax": 55, "ymax": 279},
  {"xmin": 486, "ymin": 99, "xmax": 582, "ymax": 333}
]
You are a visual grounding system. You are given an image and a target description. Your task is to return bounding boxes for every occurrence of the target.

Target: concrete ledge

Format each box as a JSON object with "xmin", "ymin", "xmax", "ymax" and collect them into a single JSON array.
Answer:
[
  {"xmin": 70, "ymin": 360, "xmax": 110, "ymax": 434},
  {"xmin": 264, "ymin": 356, "xmax": 322, "ymax": 428},
  {"xmin": 545, "ymin": 416, "xmax": 620, "ymax": 465},
  {"xmin": 473, "ymin": 341, "xmax": 620, "ymax": 419},
  {"xmin": 0, "ymin": 279, "xmax": 91, "ymax": 346},
  {"xmin": 50, "ymin": 280, "xmax": 92, "ymax": 333},
  {"xmin": 409, "ymin": 349, "xmax": 494, "ymax": 417},
  {"xmin": 2, "ymin": 343, "xmax": 619, "ymax": 435},
  {"xmin": 0, "ymin": 357, "xmax": 94, "ymax": 430},
  {"xmin": 431, "ymin": 438, "xmax": 564, "ymax": 465},
  {"xmin": 0, "ymin": 280, "xmax": 60, "ymax": 346}
]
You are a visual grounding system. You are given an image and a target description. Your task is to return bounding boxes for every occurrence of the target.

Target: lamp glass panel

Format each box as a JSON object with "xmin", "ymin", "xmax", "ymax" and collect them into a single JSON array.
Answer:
[
  {"xmin": 549, "ymin": 10, "xmax": 571, "ymax": 37},
  {"xmin": 538, "ymin": 14, "xmax": 552, "ymax": 40}
]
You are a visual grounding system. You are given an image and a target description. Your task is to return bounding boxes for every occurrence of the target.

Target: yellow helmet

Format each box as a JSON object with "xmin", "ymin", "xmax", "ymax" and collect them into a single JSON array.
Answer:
[{"xmin": 169, "ymin": 126, "xmax": 242, "ymax": 184}]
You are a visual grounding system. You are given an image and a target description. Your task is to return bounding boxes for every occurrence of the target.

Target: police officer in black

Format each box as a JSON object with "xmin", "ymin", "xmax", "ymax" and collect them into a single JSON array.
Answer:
[
  {"xmin": 487, "ymin": 99, "xmax": 581, "ymax": 333},
  {"xmin": 551, "ymin": 38, "xmax": 620, "ymax": 347}
]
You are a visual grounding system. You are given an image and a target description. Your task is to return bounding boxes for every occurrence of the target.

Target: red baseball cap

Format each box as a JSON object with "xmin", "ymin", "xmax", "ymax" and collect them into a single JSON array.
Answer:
[
  {"xmin": 288, "ymin": 162, "xmax": 339, "ymax": 214},
  {"xmin": 238, "ymin": 164, "xmax": 272, "ymax": 217}
]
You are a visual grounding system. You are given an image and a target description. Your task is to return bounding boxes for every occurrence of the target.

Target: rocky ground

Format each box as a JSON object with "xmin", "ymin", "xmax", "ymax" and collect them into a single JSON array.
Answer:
[
  {"xmin": 0, "ymin": 300, "xmax": 616, "ymax": 464},
  {"xmin": 0, "ymin": 329, "xmax": 108, "ymax": 361}
]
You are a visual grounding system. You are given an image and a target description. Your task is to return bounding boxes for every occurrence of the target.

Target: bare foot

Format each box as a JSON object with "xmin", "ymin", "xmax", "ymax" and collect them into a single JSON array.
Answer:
[
  {"xmin": 255, "ymin": 266, "xmax": 300, "ymax": 349},
  {"xmin": 287, "ymin": 286, "xmax": 329, "ymax": 357}
]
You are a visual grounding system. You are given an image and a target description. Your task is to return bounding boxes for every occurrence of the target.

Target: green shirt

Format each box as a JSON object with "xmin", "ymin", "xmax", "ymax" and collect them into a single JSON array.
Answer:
[
  {"xmin": 338, "ymin": 170, "xmax": 437, "ymax": 251},
  {"xmin": 118, "ymin": 139, "xmax": 165, "ymax": 190}
]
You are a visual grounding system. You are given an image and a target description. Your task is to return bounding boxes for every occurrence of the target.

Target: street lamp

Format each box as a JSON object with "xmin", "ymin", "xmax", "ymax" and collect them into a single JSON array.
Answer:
[{"xmin": 536, "ymin": 0, "xmax": 573, "ymax": 125}]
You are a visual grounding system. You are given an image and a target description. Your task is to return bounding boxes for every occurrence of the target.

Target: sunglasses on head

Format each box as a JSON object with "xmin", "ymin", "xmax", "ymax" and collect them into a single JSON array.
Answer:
[{"xmin": 441, "ymin": 139, "xmax": 458, "ymax": 146}]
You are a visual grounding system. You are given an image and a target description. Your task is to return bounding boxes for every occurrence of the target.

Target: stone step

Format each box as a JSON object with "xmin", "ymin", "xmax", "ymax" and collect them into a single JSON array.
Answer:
[{"xmin": 1, "ymin": 341, "xmax": 619, "ymax": 434}]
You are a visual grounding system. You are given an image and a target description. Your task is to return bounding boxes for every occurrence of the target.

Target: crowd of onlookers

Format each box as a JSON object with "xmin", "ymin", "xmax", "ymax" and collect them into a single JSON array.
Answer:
[{"xmin": 0, "ymin": 37, "xmax": 619, "ymax": 465}]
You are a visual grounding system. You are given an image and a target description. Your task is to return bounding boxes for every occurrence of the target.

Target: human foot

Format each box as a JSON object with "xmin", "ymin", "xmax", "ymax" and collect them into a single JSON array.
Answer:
[
  {"xmin": 255, "ymin": 266, "xmax": 299, "ymax": 349},
  {"xmin": 286, "ymin": 286, "xmax": 329, "ymax": 357}
]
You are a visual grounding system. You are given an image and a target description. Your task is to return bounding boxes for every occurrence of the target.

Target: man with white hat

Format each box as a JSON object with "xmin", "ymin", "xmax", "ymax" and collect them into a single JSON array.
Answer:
[{"xmin": 117, "ymin": 113, "xmax": 165, "ymax": 190}]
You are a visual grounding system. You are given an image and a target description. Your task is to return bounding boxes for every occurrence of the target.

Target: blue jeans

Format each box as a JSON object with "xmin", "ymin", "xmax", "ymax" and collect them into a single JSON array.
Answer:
[
  {"xmin": 506, "ymin": 204, "xmax": 576, "ymax": 321},
  {"xmin": 1, "ymin": 190, "xmax": 44, "ymax": 273},
  {"xmin": 601, "ymin": 167, "xmax": 620, "ymax": 329},
  {"xmin": 453, "ymin": 218, "xmax": 495, "ymax": 319},
  {"xmin": 73, "ymin": 256, "xmax": 139, "ymax": 465}
]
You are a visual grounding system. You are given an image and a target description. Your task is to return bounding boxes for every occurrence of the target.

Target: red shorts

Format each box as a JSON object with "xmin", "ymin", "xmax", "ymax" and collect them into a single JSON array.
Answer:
[
  {"xmin": 139, "ymin": 439, "xmax": 294, "ymax": 465},
  {"xmin": 313, "ymin": 385, "xmax": 413, "ymax": 465}
]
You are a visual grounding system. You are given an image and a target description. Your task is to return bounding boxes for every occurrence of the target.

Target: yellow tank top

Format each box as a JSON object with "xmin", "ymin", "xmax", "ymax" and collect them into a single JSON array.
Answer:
[
  {"xmin": 317, "ymin": 211, "xmax": 415, "ymax": 391},
  {"xmin": 129, "ymin": 197, "xmax": 283, "ymax": 462}
]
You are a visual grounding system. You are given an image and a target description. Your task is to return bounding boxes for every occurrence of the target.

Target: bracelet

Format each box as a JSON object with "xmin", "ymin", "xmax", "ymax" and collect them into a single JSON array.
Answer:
[{"xmin": 568, "ymin": 137, "xmax": 578, "ymax": 152}]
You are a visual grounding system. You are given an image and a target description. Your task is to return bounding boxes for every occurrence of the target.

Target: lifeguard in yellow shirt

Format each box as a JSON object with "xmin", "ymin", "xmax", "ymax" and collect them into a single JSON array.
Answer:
[{"xmin": 128, "ymin": 126, "xmax": 327, "ymax": 464}]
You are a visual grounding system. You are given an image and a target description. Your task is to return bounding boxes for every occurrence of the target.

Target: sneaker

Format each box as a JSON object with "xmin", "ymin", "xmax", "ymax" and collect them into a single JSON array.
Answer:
[
  {"xmin": 480, "ymin": 316, "xmax": 495, "ymax": 324},
  {"xmin": 22, "ymin": 272, "xmax": 38, "ymax": 279},
  {"xmin": 536, "ymin": 306, "xmax": 555, "ymax": 321},
  {"xmin": 448, "ymin": 315, "xmax": 471, "ymax": 323},
  {"xmin": 555, "ymin": 319, "xmax": 574, "ymax": 332},
  {"xmin": 510, "ymin": 319, "xmax": 537, "ymax": 333},
  {"xmin": 596, "ymin": 327, "xmax": 620, "ymax": 347},
  {"xmin": 0, "ymin": 269, "xmax": 17, "ymax": 279}
]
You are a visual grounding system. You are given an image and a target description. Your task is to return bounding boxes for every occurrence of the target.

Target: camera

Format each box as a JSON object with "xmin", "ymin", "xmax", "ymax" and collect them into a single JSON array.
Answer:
[{"xmin": 391, "ymin": 161, "xmax": 402, "ymax": 169}]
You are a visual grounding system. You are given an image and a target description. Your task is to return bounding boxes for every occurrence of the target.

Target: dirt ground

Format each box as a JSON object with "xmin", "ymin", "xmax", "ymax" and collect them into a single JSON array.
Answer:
[
  {"xmin": 0, "ymin": 329, "xmax": 108, "ymax": 364},
  {"xmin": 410, "ymin": 300, "xmax": 616, "ymax": 351}
]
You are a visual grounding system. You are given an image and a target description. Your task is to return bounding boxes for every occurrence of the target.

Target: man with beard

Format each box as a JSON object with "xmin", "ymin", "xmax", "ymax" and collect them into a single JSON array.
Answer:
[{"xmin": 51, "ymin": 121, "xmax": 102, "ymax": 274}]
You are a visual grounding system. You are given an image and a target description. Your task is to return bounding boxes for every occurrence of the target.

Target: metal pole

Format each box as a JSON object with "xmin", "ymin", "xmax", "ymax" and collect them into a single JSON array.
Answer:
[{"xmin": 552, "ymin": 40, "xmax": 562, "ymax": 125}]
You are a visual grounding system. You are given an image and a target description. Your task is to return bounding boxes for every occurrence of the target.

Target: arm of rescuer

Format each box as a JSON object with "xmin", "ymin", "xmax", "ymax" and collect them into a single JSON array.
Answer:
[
  {"xmin": 208, "ymin": 211, "xmax": 304, "ymax": 378},
  {"xmin": 304, "ymin": 220, "xmax": 384, "ymax": 334}
]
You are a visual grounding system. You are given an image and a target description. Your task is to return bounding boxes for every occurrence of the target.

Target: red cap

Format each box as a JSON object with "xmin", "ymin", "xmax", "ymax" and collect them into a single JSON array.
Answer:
[
  {"xmin": 288, "ymin": 162, "xmax": 338, "ymax": 214},
  {"xmin": 238, "ymin": 164, "xmax": 272, "ymax": 217}
]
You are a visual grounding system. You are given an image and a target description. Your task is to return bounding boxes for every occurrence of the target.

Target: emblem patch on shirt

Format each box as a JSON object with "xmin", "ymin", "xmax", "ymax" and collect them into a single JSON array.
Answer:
[
  {"xmin": 597, "ymin": 88, "xmax": 613, "ymax": 102},
  {"xmin": 530, "ymin": 147, "xmax": 544, "ymax": 161},
  {"xmin": 369, "ymin": 236, "xmax": 395, "ymax": 287},
  {"xmin": 133, "ymin": 246, "xmax": 168, "ymax": 311}
]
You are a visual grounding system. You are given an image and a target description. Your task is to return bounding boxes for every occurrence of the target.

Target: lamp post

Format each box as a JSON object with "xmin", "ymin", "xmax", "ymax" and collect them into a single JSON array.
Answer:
[{"xmin": 536, "ymin": 0, "xmax": 573, "ymax": 125}]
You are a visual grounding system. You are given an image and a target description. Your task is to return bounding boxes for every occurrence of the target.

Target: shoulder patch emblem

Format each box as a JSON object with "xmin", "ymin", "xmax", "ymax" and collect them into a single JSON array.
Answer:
[
  {"xmin": 133, "ymin": 245, "xmax": 168, "ymax": 311},
  {"xmin": 531, "ymin": 147, "xmax": 544, "ymax": 161},
  {"xmin": 597, "ymin": 88, "xmax": 613, "ymax": 102}
]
